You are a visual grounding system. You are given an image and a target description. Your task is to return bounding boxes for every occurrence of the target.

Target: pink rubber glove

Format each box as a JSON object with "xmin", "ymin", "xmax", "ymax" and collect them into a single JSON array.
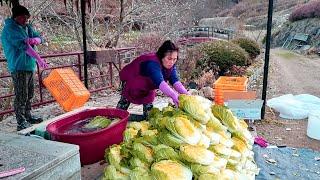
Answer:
[
  {"xmin": 25, "ymin": 44, "xmax": 48, "ymax": 69},
  {"xmin": 254, "ymin": 136, "xmax": 268, "ymax": 148},
  {"xmin": 159, "ymin": 81, "xmax": 179, "ymax": 106},
  {"xmin": 173, "ymin": 81, "xmax": 189, "ymax": 94},
  {"xmin": 25, "ymin": 37, "xmax": 41, "ymax": 45}
]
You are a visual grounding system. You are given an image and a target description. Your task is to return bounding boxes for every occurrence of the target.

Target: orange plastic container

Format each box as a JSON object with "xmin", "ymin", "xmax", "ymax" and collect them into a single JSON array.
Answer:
[
  {"xmin": 223, "ymin": 91, "xmax": 257, "ymax": 101},
  {"xmin": 43, "ymin": 68, "xmax": 90, "ymax": 111},
  {"xmin": 214, "ymin": 76, "xmax": 248, "ymax": 91},
  {"xmin": 214, "ymin": 88, "xmax": 224, "ymax": 105}
]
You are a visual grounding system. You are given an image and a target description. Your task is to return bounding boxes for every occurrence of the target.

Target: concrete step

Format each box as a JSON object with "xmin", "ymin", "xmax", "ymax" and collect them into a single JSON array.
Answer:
[{"xmin": 0, "ymin": 132, "xmax": 81, "ymax": 180}]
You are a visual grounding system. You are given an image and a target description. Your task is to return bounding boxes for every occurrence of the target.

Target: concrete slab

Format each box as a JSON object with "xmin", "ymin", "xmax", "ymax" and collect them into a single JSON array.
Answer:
[
  {"xmin": 0, "ymin": 132, "xmax": 81, "ymax": 179},
  {"xmin": 0, "ymin": 133, "xmax": 17, "ymax": 144}
]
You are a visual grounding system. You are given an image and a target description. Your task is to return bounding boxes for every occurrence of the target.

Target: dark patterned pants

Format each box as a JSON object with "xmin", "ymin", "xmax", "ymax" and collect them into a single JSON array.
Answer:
[
  {"xmin": 116, "ymin": 81, "xmax": 153, "ymax": 117},
  {"xmin": 11, "ymin": 71, "xmax": 34, "ymax": 125}
]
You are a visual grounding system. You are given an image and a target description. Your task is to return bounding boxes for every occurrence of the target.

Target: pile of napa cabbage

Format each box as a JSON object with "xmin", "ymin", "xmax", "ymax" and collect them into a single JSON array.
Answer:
[{"xmin": 103, "ymin": 95, "xmax": 259, "ymax": 180}]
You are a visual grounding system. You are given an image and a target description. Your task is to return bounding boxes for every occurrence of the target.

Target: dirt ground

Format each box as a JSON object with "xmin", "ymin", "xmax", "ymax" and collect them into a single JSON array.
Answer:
[
  {"xmin": 255, "ymin": 109, "xmax": 320, "ymax": 151},
  {"xmin": 267, "ymin": 49, "xmax": 320, "ymax": 98},
  {"xmin": 254, "ymin": 48, "xmax": 320, "ymax": 151}
]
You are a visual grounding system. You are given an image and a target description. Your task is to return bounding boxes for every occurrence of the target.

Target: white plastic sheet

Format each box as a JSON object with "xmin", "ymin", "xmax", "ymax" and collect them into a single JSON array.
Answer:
[{"xmin": 267, "ymin": 94, "xmax": 320, "ymax": 119}]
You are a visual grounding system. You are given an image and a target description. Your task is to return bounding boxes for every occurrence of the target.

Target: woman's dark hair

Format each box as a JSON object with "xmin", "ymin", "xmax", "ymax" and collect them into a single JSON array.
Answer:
[{"xmin": 156, "ymin": 40, "xmax": 179, "ymax": 60}]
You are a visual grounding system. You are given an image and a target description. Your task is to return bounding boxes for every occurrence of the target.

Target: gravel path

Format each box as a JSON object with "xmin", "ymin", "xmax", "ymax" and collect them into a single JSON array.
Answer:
[
  {"xmin": 267, "ymin": 48, "xmax": 320, "ymax": 98},
  {"xmin": 256, "ymin": 48, "xmax": 320, "ymax": 151}
]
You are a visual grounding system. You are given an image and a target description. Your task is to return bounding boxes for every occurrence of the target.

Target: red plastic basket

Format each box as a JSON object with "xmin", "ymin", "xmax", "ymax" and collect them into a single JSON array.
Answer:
[{"xmin": 46, "ymin": 108, "xmax": 129, "ymax": 165}]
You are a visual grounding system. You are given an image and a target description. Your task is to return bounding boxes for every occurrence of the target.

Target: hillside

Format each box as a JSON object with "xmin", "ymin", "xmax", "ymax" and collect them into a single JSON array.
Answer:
[
  {"xmin": 216, "ymin": 0, "xmax": 305, "ymax": 19},
  {"xmin": 272, "ymin": 18, "xmax": 320, "ymax": 48}
]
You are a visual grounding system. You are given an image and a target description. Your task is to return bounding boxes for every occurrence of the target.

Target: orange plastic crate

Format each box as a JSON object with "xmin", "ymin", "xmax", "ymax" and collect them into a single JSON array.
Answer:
[
  {"xmin": 43, "ymin": 68, "xmax": 90, "ymax": 112},
  {"xmin": 223, "ymin": 90, "xmax": 257, "ymax": 101},
  {"xmin": 214, "ymin": 76, "xmax": 248, "ymax": 91}
]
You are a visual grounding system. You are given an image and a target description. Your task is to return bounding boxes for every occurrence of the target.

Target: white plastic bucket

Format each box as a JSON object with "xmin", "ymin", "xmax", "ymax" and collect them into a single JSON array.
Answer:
[{"xmin": 307, "ymin": 110, "xmax": 320, "ymax": 140}]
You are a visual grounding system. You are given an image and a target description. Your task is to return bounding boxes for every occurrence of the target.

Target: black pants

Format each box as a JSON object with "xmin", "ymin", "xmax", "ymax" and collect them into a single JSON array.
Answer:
[
  {"xmin": 116, "ymin": 82, "xmax": 153, "ymax": 118},
  {"xmin": 11, "ymin": 71, "xmax": 34, "ymax": 125}
]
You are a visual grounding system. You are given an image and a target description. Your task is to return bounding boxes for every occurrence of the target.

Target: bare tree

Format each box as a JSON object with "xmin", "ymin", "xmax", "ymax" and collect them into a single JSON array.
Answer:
[
  {"xmin": 2, "ymin": 0, "xmax": 201, "ymax": 49},
  {"xmin": 0, "ymin": 0, "xmax": 19, "ymax": 7},
  {"xmin": 128, "ymin": 0, "xmax": 197, "ymax": 39}
]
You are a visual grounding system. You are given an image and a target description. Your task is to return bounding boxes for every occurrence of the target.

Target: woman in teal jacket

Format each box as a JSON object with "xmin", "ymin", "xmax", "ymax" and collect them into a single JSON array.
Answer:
[{"xmin": 1, "ymin": 5, "xmax": 47, "ymax": 131}]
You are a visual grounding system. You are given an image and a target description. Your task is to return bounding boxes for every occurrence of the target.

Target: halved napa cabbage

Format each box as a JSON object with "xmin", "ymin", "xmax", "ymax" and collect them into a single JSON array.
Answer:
[
  {"xmin": 226, "ymin": 162, "xmax": 242, "ymax": 172},
  {"xmin": 179, "ymin": 95, "xmax": 210, "ymax": 124},
  {"xmin": 132, "ymin": 142, "xmax": 154, "ymax": 163},
  {"xmin": 123, "ymin": 128, "xmax": 138, "ymax": 142},
  {"xmin": 233, "ymin": 130, "xmax": 254, "ymax": 147},
  {"xmin": 232, "ymin": 136, "xmax": 248, "ymax": 154},
  {"xmin": 84, "ymin": 116, "xmax": 112, "ymax": 129},
  {"xmin": 141, "ymin": 129, "xmax": 158, "ymax": 136},
  {"xmin": 180, "ymin": 145, "xmax": 215, "ymax": 165},
  {"xmin": 133, "ymin": 135, "xmax": 159, "ymax": 146},
  {"xmin": 227, "ymin": 158, "xmax": 240, "ymax": 167},
  {"xmin": 149, "ymin": 109, "xmax": 167, "ymax": 129},
  {"xmin": 211, "ymin": 105, "xmax": 241, "ymax": 132},
  {"xmin": 220, "ymin": 136, "xmax": 234, "ymax": 148},
  {"xmin": 151, "ymin": 160, "xmax": 192, "ymax": 180},
  {"xmin": 203, "ymin": 130, "xmax": 221, "ymax": 145},
  {"xmin": 129, "ymin": 157, "xmax": 150, "ymax": 169},
  {"xmin": 206, "ymin": 112, "xmax": 228, "ymax": 132},
  {"xmin": 220, "ymin": 169, "xmax": 238, "ymax": 180},
  {"xmin": 129, "ymin": 121, "xmax": 150, "ymax": 132},
  {"xmin": 129, "ymin": 167, "xmax": 152, "ymax": 180},
  {"xmin": 190, "ymin": 163, "xmax": 220, "ymax": 177},
  {"xmin": 239, "ymin": 119, "xmax": 248, "ymax": 129},
  {"xmin": 191, "ymin": 119, "xmax": 207, "ymax": 132},
  {"xmin": 244, "ymin": 160, "xmax": 260, "ymax": 175},
  {"xmin": 106, "ymin": 145, "xmax": 122, "ymax": 169},
  {"xmin": 197, "ymin": 134, "xmax": 211, "ymax": 148},
  {"xmin": 219, "ymin": 131, "xmax": 232, "ymax": 139},
  {"xmin": 165, "ymin": 116, "xmax": 201, "ymax": 145},
  {"xmin": 212, "ymin": 156, "xmax": 228, "ymax": 170},
  {"xmin": 198, "ymin": 173, "xmax": 219, "ymax": 180},
  {"xmin": 153, "ymin": 144, "xmax": 180, "ymax": 161},
  {"xmin": 158, "ymin": 129, "xmax": 184, "ymax": 149},
  {"xmin": 194, "ymin": 95, "xmax": 213, "ymax": 110},
  {"xmin": 208, "ymin": 144, "xmax": 232, "ymax": 159},
  {"xmin": 162, "ymin": 106, "xmax": 176, "ymax": 116},
  {"xmin": 229, "ymin": 149, "xmax": 242, "ymax": 161},
  {"xmin": 103, "ymin": 165, "xmax": 130, "ymax": 180}
]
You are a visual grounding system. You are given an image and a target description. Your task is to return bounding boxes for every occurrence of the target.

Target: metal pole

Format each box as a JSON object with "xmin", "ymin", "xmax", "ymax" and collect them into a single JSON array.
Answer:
[
  {"xmin": 261, "ymin": 0, "xmax": 274, "ymax": 119},
  {"xmin": 80, "ymin": 0, "xmax": 88, "ymax": 88}
]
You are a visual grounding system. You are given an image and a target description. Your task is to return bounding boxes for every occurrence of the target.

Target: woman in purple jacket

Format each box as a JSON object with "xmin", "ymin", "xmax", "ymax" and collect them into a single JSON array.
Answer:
[{"xmin": 116, "ymin": 40, "xmax": 189, "ymax": 117}]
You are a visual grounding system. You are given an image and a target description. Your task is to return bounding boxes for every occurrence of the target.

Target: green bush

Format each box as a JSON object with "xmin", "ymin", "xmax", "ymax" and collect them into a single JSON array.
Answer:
[
  {"xmin": 232, "ymin": 38, "xmax": 261, "ymax": 59},
  {"xmin": 196, "ymin": 41, "xmax": 248, "ymax": 75}
]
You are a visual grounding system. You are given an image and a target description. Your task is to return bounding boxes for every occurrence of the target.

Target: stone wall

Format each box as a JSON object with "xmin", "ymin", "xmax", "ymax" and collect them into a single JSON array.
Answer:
[{"xmin": 272, "ymin": 18, "xmax": 320, "ymax": 48}]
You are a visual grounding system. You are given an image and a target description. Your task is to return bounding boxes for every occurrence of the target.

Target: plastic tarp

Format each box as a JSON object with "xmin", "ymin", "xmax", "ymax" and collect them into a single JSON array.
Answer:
[
  {"xmin": 267, "ymin": 94, "xmax": 320, "ymax": 119},
  {"xmin": 254, "ymin": 145, "xmax": 320, "ymax": 180}
]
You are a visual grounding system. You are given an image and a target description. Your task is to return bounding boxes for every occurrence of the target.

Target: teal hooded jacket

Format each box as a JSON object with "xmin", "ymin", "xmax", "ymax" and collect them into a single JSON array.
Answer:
[{"xmin": 1, "ymin": 18, "xmax": 42, "ymax": 73}]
